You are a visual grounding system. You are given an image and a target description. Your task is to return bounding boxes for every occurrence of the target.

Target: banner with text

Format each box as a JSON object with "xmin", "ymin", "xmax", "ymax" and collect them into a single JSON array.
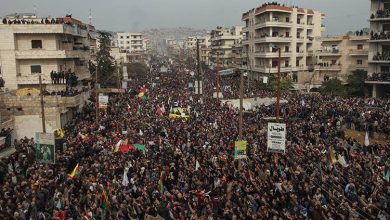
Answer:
[
  {"xmin": 267, "ymin": 123, "xmax": 286, "ymax": 154},
  {"xmin": 234, "ymin": 140, "xmax": 247, "ymax": 159}
]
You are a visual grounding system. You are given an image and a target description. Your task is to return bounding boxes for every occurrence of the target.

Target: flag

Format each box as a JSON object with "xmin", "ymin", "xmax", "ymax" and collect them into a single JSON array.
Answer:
[
  {"xmin": 134, "ymin": 144, "xmax": 146, "ymax": 151},
  {"xmin": 385, "ymin": 169, "xmax": 390, "ymax": 182},
  {"xmin": 195, "ymin": 160, "xmax": 200, "ymax": 171},
  {"xmin": 161, "ymin": 104, "xmax": 165, "ymax": 113},
  {"xmin": 338, "ymin": 155, "xmax": 348, "ymax": 167},
  {"xmin": 100, "ymin": 190, "xmax": 110, "ymax": 209},
  {"xmin": 139, "ymin": 129, "xmax": 143, "ymax": 136},
  {"xmin": 122, "ymin": 167, "xmax": 129, "ymax": 186},
  {"xmin": 114, "ymin": 140, "xmax": 123, "ymax": 152},
  {"xmin": 364, "ymin": 132, "xmax": 369, "ymax": 146},
  {"xmin": 69, "ymin": 164, "xmax": 79, "ymax": 179},
  {"xmin": 156, "ymin": 106, "xmax": 163, "ymax": 116},
  {"xmin": 329, "ymin": 147, "xmax": 337, "ymax": 164},
  {"xmin": 158, "ymin": 171, "xmax": 165, "ymax": 194},
  {"xmin": 127, "ymin": 104, "xmax": 131, "ymax": 111}
]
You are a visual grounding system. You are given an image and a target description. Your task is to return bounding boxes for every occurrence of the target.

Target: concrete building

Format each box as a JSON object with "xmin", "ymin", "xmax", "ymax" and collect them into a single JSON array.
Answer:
[
  {"xmin": 209, "ymin": 26, "xmax": 244, "ymax": 68},
  {"xmin": 0, "ymin": 14, "xmax": 94, "ymax": 138},
  {"xmin": 367, "ymin": 0, "xmax": 390, "ymax": 97},
  {"xmin": 309, "ymin": 34, "xmax": 369, "ymax": 89},
  {"xmin": 241, "ymin": 4, "xmax": 324, "ymax": 86},
  {"xmin": 117, "ymin": 32, "xmax": 144, "ymax": 53},
  {"xmin": 0, "ymin": 15, "xmax": 92, "ymax": 91}
]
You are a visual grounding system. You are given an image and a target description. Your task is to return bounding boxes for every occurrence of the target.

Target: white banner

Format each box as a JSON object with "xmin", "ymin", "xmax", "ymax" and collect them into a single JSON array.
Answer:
[
  {"xmin": 98, "ymin": 95, "xmax": 109, "ymax": 109},
  {"xmin": 267, "ymin": 123, "xmax": 286, "ymax": 153}
]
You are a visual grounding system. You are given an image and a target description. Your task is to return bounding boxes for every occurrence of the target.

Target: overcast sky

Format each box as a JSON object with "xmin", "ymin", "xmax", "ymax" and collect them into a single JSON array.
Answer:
[{"xmin": 1, "ymin": 0, "xmax": 369, "ymax": 35}]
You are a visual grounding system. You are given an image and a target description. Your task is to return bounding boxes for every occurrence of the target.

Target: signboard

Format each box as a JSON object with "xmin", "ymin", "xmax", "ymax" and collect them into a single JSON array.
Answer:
[
  {"xmin": 98, "ymin": 95, "xmax": 109, "ymax": 109},
  {"xmin": 234, "ymin": 140, "xmax": 247, "ymax": 159},
  {"xmin": 219, "ymin": 68, "xmax": 236, "ymax": 76},
  {"xmin": 188, "ymin": 82, "xmax": 193, "ymax": 88},
  {"xmin": 122, "ymin": 81, "xmax": 127, "ymax": 89},
  {"xmin": 213, "ymin": 92, "xmax": 223, "ymax": 99},
  {"xmin": 36, "ymin": 132, "xmax": 55, "ymax": 164},
  {"xmin": 267, "ymin": 123, "xmax": 286, "ymax": 153},
  {"xmin": 263, "ymin": 76, "xmax": 268, "ymax": 84}
]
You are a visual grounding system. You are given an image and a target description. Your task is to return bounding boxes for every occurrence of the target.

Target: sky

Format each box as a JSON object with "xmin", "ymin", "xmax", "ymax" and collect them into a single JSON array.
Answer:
[{"xmin": 1, "ymin": 0, "xmax": 369, "ymax": 35}]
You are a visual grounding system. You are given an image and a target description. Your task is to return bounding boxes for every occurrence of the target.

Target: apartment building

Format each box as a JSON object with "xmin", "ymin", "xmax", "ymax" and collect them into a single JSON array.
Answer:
[
  {"xmin": 117, "ymin": 32, "xmax": 144, "ymax": 53},
  {"xmin": 209, "ymin": 26, "xmax": 244, "ymax": 68},
  {"xmin": 0, "ymin": 14, "xmax": 93, "ymax": 138},
  {"xmin": 367, "ymin": 0, "xmax": 390, "ymax": 97},
  {"xmin": 241, "ymin": 4, "xmax": 324, "ymax": 86},
  {"xmin": 0, "ymin": 15, "xmax": 92, "ymax": 91},
  {"xmin": 310, "ymin": 34, "xmax": 369, "ymax": 87}
]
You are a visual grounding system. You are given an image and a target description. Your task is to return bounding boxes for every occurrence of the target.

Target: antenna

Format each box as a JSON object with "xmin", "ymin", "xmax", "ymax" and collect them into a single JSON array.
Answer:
[
  {"xmin": 33, "ymin": 4, "xmax": 37, "ymax": 15},
  {"xmin": 89, "ymin": 8, "xmax": 92, "ymax": 25}
]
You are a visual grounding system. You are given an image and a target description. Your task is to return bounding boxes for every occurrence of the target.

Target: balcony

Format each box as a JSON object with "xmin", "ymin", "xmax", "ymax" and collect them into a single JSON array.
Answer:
[
  {"xmin": 368, "ymin": 59, "xmax": 390, "ymax": 64},
  {"xmin": 317, "ymin": 49, "xmax": 341, "ymax": 56},
  {"xmin": 253, "ymin": 51, "xmax": 292, "ymax": 58},
  {"xmin": 307, "ymin": 50, "xmax": 314, "ymax": 56},
  {"xmin": 15, "ymin": 50, "xmax": 90, "ymax": 59},
  {"xmin": 253, "ymin": 65, "xmax": 292, "ymax": 73},
  {"xmin": 254, "ymin": 36, "xmax": 293, "ymax": 43},
  {"xmin": 296, "ymin": 22, "xmax": 305, "ymax": 29},
  {"xmin": 349, "ymin": 49, "xmax": 368, "ymax": 56},
  {"xmin": 253, "ymin": 20, "xmax": 292, "ymax": 29},
  {"xmin": 296, "ymin": 51, "xmax": 304, "ymax": 57},
  {"xmin": 17, "ymin": 74, "xmax": 51, "ymax": 85},
  {"xmin": 320, "ymin": 36, "xmax": 343, "ymax": 42},
  {"xmin": 315, "ymin": 64, "xmax": 341, "ymax": 71},
  {"xmin": 369, "ymin": 10, "xmax": 390, "ymax": 22}
]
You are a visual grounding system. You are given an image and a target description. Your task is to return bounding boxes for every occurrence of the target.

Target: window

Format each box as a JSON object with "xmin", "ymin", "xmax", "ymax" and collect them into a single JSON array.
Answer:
[
  {"xmin": 357, "ymin": 59, "xmax": 363, "ymax": 65},
  {"xmin": 286, "ymin": 17, "xmax": 290, "ymax": 22},
  {"xmin": 286, "ymin": 32, "xmax": 290, "ymax": 37},
  {"xmin": 357, "ymin": 44, "xmax": 363, "ymax": 50},
  {"xmin": 30, "ymin": 65, "xmax": 42, "ymax": 73},
  {"xmin": 120, "ymin": 41, "xmax": 124, "ymax": 44},
  {"xmin": 331, "ymin": 60, "xmax": 337, "ymax": 65},
  {"xmin": 31, "ymin": 40, "xmax": 42, "ymax": 49},
  {"xmin": 297, "ymin": 18, "xmax": 301, "ymax": 24},
  {"xmin": 120, "ymin": 36, "xmax": 123, "ymax": 39},
  {"xmin": 127, "ymin": 36, "xmax": 130, "ymax": 39},
  {"xmin": 296, "ymin": 60, "xmax": 300, "ymax": 66},
  {"xmin": 127, "ymin": 41, "xmax": 130, "ymax": 44}
]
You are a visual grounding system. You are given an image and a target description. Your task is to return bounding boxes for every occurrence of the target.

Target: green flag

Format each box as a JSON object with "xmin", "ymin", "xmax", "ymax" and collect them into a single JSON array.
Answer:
[{"xmin": 134, "ymin": 144, "xmax": 145, "ymax": 151}]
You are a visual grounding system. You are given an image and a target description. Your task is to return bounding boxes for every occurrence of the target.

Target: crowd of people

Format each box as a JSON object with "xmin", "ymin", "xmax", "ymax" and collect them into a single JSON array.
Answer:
[
  {"xmin": 1, "ymin": 17, "xmax": 63, "ymax": 25},
  {"xmin": 50, "ymin": 70, "xmax": 78, "ymax": 87},
  {"xmin": 370, "ymin": 31, "xmax": 390, "ymax": 41},
  {"xmin": 370, "ymin": 9, "xmax": 390, "ymax": 19},
  {"xmin": 0, "ymin": 55, "xmax": 389, "ymax": 219},
  {"xmin": 368, "ymin": 72, "xmax": 390, "ymax": 82},
  {"xmin": 372, "ymin": 52, "xmax": 390, "ymax": 61}
]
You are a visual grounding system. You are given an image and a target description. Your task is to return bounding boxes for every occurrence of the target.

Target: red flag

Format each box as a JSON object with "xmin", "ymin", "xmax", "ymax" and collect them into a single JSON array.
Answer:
[
  {"xmin": 119, "ymin": 144, "xmax": 134, "ymax": 153},
  {"xmin": 156, "ymin": 106, "xmax": 163, "ymax": 116}
]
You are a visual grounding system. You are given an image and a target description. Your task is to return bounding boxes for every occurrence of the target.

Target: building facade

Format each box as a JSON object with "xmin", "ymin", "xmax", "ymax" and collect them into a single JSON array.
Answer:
[
  {"xmin": 241, "ymin": 4, "xmax": 324, "ymax": 86},
  {"xmin": 310, "ymin": 34, "xmax": 369, "ymax": 88},
  {"xmin": 367, "ymin": 0, "xmax": 390, "ymax": 97},
  {"xmin": 0, "ymin": 15, "xmax": 93, "ymax": 91},
  {"xmin": 209, "ymin": 26, "xmax": 244, "ymax": 68},
  {"xmin": 117, "ymin": 32, "xmax": 144, "ymax": 53}
]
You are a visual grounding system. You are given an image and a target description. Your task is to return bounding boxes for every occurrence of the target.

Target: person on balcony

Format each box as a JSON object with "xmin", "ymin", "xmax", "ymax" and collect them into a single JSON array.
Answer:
[{"xmin": 0, "ymin": 77, "xmax": 4, "ymax": 88}]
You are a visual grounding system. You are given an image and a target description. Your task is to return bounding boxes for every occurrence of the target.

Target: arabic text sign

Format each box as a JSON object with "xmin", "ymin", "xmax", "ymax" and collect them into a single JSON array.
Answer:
[
  {"xmin": 267, "ymin": 123, "xmax": 286, "ymax": 153},
  {"xmin": 234, "ymin": 140, "xmax": 247, "ymax": 159},
  {"xmin": 98, "ymin": 95, "xmax": 109, "ymax": 109}
]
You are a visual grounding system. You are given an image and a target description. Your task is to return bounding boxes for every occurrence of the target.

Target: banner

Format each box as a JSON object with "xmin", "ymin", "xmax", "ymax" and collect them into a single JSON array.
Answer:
[
  {"xmin": 234, "ymin": 140, "xmax": 247, "ymax": 159},
  {"xmin": 267, "ymin": 123, "xmax": 286, "ymax": 153},
  {"xmin": 36, "ymin": 132, "xmax": 55, "ymax": 164},
  {"xmin": 98, "ymin": 95, "xmax": 109, "ymax": 109}
]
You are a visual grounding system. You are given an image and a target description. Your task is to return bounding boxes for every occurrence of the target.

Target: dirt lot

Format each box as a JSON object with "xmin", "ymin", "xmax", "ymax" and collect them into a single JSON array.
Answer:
[{"xmin": 345, "ymin": 129, "xmax": 389, "ymax": 145}]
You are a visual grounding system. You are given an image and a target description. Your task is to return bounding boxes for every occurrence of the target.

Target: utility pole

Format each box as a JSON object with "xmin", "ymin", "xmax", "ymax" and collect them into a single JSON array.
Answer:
[
  {"xmin": 276, "ymin": 48, "xmax": 281, "ymax": 123},
  {"xmin": 39, "ymin": 75, "xmax": 46, "ymax": 133},
  {"xmin": 239, "ymin": 68, "xmax": 243, "ymax": 140},
  {"xmin": 216, "ymin": 53, "xmax": 220, "ymax": 102},
  {"xmin": 95, "ymin": 64, "xmax": 99, "ymax": 124},
  {"xmin": 196, "ymin": 40, "xmax": 201, "ymax": 95}
]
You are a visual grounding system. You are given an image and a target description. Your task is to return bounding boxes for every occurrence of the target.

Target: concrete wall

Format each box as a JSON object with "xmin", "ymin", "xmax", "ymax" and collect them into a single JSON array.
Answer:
[
  {"xmin": 15, "ymin": 34, "xmax": 58, "ymax": 50},
  {"xmin": 14, "ymin": 115, "xmax": 56, "ymax": 139}
]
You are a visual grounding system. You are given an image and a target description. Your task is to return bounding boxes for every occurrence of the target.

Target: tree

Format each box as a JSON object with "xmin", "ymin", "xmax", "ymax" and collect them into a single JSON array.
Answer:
[
  {"xmin": 346, "ymin": 69, "xmax": 367, "ymax": 96},
  {"xmin": 96, "ymin": 31, "xmax": 117, "ymax": 88},
  {"xmin": 319, "ymin": 78, "xmax": 347, "ymax": 96},
  {"xmin": 266, "ymin": 75, "xmax": 293, "ymax": 91}
]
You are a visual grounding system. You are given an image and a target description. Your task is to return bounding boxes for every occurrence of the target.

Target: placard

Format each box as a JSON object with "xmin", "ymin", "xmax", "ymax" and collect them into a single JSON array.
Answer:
[
  {"xmin": 36, "ymin": 132, "xmax": 55, "ymax": 164},
  {"xmin": 234, "ymin": 140, "xmax": 247, "ymax": 159},
  {"xmin": 267, "ymin": 123, "xmax": 286, "ymax": 153}
]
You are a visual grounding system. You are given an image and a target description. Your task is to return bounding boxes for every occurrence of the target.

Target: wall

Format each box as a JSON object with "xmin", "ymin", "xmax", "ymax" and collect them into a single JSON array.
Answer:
[
  {"xmin": 18, "ymin": 59, "xmax": 59, "ymax": 76},
  {"xmin": 15, "ymin": 34, "xmax": 58, "ymax": 50},
  {"xmin": 14, "ymin": 115, "xmax": 56, "ymax": 139}
]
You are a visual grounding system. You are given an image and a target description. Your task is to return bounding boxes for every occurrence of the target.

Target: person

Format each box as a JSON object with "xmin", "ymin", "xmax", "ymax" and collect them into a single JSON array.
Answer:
[{"xmin": 0, "ymin": 77, "xmax": 5, "ymax": 87}]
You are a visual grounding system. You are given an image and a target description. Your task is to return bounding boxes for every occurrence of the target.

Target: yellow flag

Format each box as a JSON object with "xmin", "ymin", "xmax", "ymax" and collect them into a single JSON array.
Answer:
[{"xmin": 329, "ymin": 147, "xmax": 337, "ymax": 164}]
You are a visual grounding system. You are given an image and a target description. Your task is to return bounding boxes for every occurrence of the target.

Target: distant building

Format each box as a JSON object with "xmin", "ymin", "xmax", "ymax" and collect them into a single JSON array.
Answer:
[
  {"xmin": 209, "ymin": 26, "xmax": 244, "ymax": 68},
  {"xmin": 117, "ymin": 32, "xmax": 144, "ymax": 53}
]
